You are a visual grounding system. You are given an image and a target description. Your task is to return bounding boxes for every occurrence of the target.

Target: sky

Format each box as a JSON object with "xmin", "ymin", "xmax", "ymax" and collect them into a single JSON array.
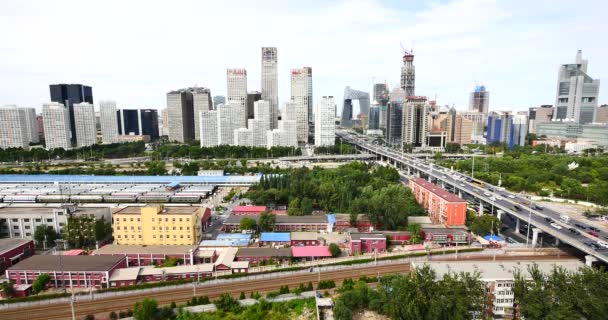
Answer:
[{"xmin": 0, "ymin": 0, "xmax": 607, "ymax": 114}]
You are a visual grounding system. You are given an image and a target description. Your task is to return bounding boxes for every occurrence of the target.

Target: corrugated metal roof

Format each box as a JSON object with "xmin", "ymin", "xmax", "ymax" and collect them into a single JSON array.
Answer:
[
  {"xmin": 291, "ymin": 246, "xmax": 332, "ymax": 258},
  {"xmin": 233, "ymin": 206, "xmax": 267, "ymax": 212},
  {"xmin": 0, "ymin": 174, "xmax": 260, "ymax": 184},
  {"xmin": 260, "ymin": 232, "xmax": 291, "ymax": 242}
]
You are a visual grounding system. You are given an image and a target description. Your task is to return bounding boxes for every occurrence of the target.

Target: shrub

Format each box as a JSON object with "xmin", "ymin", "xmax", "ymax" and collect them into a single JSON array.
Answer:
[
  {"xmin": 214, "ymin": 293, "xmax": 241, "ymax": 313},
  {"xmin": 170, "ymin": 301, "xmax": 176, "ymax": 309},
  {"xmin": 83, "ymin": 315, "xmax": 95, "ymax": 320},
  {"xmin": 250, "ymin": 291, "xmax": 261, "ymax": 299},
  {"xmin": 317, "ymin": 280, "xmax": 336, "ymax": 290},
  {"xmin": 32, "ymin": 274, "xmax": 51, "ymax": 294},
  {"xmin": 279, "ymin": 285, "xmax": 289, "ymax": 294},
  {"xmin": 266, "ymin": 291, "xmax": 280, "ymax": 299},
  {"xmin": 239, "ymin": 292, "xmax": 246, "ymax": 300},
  {"xmin": 109, "ymin": 311, "xmax": 118, "ymax": 320}
]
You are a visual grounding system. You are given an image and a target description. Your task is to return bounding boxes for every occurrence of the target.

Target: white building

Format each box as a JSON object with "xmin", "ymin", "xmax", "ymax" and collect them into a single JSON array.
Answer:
[
  {"xmin": 315, "ymin": 96, "xmax": 336, "ymax": 146},
  {"xmin": 42, "ymin": 102, "xmax": 71, "ymax": 150},
  {"xmin": 192, "ymin": 87, "xmax": 213, "ymax": 141},
  {"xmin": 291, "ymin": 67, "xmax": 313, "ymax": 124},
  {"xmin": 402, "ymin": 97, "xmax": 429, "ymax": 147},
  {"xmin": 217, "ymin": 103, "xmax": 239, "ymax": 145},
  {"xmin": 279, "ymin": 119, "xmax": 298, "ymax": 147},
  {"xmin": 234, "ymin": 128, "xmax": 253, "ymax": 146},
  {"xmin": 266, "ymin": 129, "xmax": 282, "ymax": 148},
  {"xmin": 283, "ymin": 101, "xmax": 308, "ymax": 143},
  {"xmin": 227, "ymin": 68, "xmax": 248, "ymax": 128},
  {"xmin": 565, "ymin": 139, "xmax": 599, "ymax": 153},
  {"xmin": 553, "ymin": 50, "xmax": 600, "ymax": 124},
  {"xmin": 21, "ymin": 107, "xmax": 38, "ymax": 144},
  {"xmin": 99, "ymin": 100, "xmax": 119, "ymax": 144},
  {"xmin": 512, "ymin": 112, "xmax": 529, "ymax": 147},
  {"xmin": 73, "ymin": 102, "xmax": 97, "ymax": 147},
  {"xmin": 199, "ymin": 110, "xmax": 218, "ymax": 147},
  {"xmin": 248, "ymin": 119, "xmax": 267, "ymax": 147},
  {"xmin": 0, "ymin": 106, "xmax": 29, "ymax": 149},
  {"xmin": 261, "ymin": 47, "xmax": 278, "ymax": 129}
]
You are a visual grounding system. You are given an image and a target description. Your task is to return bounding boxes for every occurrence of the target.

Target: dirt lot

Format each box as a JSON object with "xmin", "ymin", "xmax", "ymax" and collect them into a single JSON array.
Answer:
[{"xmin": 353, "ymin": 310, "xmax": 390, "ymax": 320}]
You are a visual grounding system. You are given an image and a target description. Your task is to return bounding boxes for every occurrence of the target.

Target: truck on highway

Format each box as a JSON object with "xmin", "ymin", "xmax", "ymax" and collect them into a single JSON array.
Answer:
[{"xmin": 560, "ymin": 215, "xmax": 571, "ymax": 224}]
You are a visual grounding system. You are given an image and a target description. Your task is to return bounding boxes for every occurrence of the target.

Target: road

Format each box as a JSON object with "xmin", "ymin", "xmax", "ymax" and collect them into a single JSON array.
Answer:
[
  {"xmin": 0, "ymin": 254, "xmax": 570, "ymax": 320},
  {"xmin": 338, "ymin": 130, "xmax": 608, "ymax": 263}
]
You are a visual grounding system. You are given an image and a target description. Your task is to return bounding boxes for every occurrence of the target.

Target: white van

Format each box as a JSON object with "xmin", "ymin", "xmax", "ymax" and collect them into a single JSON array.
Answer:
[{"xmin": 560, "ymin": 215, "xmax": 571, "ymax": 224}]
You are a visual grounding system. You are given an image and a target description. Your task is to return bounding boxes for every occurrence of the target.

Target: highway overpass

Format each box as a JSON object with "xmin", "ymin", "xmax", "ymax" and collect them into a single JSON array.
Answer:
[{"xmin": 338, "ymin": 130, "xmax": 608, "ymax": 265}]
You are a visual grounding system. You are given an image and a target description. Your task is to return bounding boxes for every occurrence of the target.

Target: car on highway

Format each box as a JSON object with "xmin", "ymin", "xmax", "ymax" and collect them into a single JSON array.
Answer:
[
  {"xmin": 531, "ymin": 204, "xmax": 544, "ymax": 210},
  {"xmin": 597, "ymin": 241, "xmax": 608, "ymax": 249},
  {"xmin": 589, "ymin": 226, "xmax": 601, "ymax": 233},
  {"xmin": 484, "ymin": 192, "xmax": 491, "ymax": 196},
  {"xmin": 495, "ymin": 196, "xmax": 503, "ymax": 201},
  {"xmin": 590, "ymin": 243, "xmax": 600, "ymax": 250},
  {"xmin": 568, "ymin": 228, "xmax": 580, "ymax": 235},
  {"xmin": 513, "ymin": 205, "xmax": 522, "ymax": 211},
  {"xmin": 508, "ymin": 195, "xmax": 515, "ymax": 199},
  {"xmin": 459, "ymin": 183, "xmax": 465, "ymax": 187},
  {"xmin": 544, "ymin": 217, "xmax": 553, "ymax": 222},
  {"xmin": 588, "ymin": 231, "xmax": 599, "ymax": 237},
  {"xmin": 575, "ymin": 223, "xmax": 587, "ymax": 230},
  {"xmin": 550, "ymin": 223, "xmax": 563, "ymax": 230}
]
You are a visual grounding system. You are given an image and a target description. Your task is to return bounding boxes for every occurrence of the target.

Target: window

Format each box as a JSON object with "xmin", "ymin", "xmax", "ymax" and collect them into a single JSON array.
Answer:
[
  {"xmin": 117, "ymin": 235, "xmax": 121, "ymax": 238},
  {"xmin": 59, "ymin": 222, "xmax": 65, "ymax": 226},
  {"xmin": 46, "ymin": 218, "xmax": 53, "ymax": 223},
  {"xmin": 173, "ymin": 227, "xmax": 176, "ymax": 230},
  {"xmin": 153, "ymin": 235, "xmax": 156, "ymax": 238},
  {"xmin": 179, "ymin": 218, "xmax": 182, "ymax": 222},
  {"xmin": 14, "ymin": 232, "xmax": 20, "ymax": 236},
  {"xmin": 23, "ymin": 218, "xmax": 30, "ymax": 222},
  {"xmin": 138, "ymin": 235, "xmax": 142, "ymax": 238},
  {"xmin": 130, "ymin": 218, "xmax": 133, "ymax": 222},
  {"xmin": 180, "ymin": 235, "xmax": 183, "ymax": 238},
  {"xmin": 26, "ymin": 232, "xmax": 31, "ymax": 236},
  {"xmin": 13, "ymin": 226, "xmax": 19, "ymax": 230},
  {"xmin": 123, "ymin": 218, "xmax": 127, "ymax": 221},
  {"xmin": 180, "ymin": 227, "xmax": 183, "ymax": 230},
  {"xmin": 24, "ymin": 225, "xmax": 30, "ymax": 229},
  {"xmin": 137, "ymin": 218, "xmax": 140, "ymax": 222},
  {"xmin": 12, "ymin": 219, "xmax": 18, "ymax": 222},
  {"xmin": 159, "ymin": 235, "xmax": 163, "ymax": 238},
  {"xmin": 152, "ymin": 227, "xmax": 155, "ymax": 230},
  {"xmin": 172, "ymin": 218, "xmax": 175, "ymax": 222}
]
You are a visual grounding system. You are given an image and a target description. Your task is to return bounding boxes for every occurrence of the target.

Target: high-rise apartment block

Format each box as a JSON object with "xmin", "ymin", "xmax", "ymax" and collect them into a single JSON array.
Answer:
[
  {"xmin": 402, "ymin": 97, "xmax": 429, "ymax": 147},
  {"xmin": 227, "ymin": 68, "xmax": 248, "ymax": 128},
  {"xmin": 440, "ymin": 108, "xmax": 473, "ymax": 145},
  {"xmin": 166, "ymin": 87, "xmax": 211, "ymax": 142},
  {"xmin": 315, "ymin": 96, "xmax": 336, "ymax": 146},
  {"xmin": 0, "ymin": 106, "xmax": 29, "ymax": 149},
  {"xmin": 261, "ymin": 47, "xmax": 278, "ymax": 129},
  {"xmin": 199, "ymin": 110, "xmax": 218, "ymax": 147},
  {"xmin": 400, "ymin": 50, "xmax": 415, "ymax": 96},
  {"xmin": 469, "ymin": 85, "xmax": 489, "ymax": 116},
  {"xmin": 283, "ymin": 102, "xmax": 307, "ymax": 143},
  {"xmin": 528, "ymin": 105, "xmax": 554, "ymax": 134},
  {"xmin": 73, "ymin": 102, "xmax": 97, "ymax": 147},
  {"xmin": 234, "ymin": 128, "xmax": 254, "ymax": 146},
  {"xmin": 291, "ymin": 67, "xmax": 313, "ymax": 123},
  {"xmin": 553, "ymin": 50, "xmax": 600, "ymax": 123},
  {"xmin": 487, "ymin": 111, "xmax": 527, "ymax": 149},
  {"xmin": 246, "ymin": 91, "xmax": 262, "ymax": 120},
  {"xmin": 49, "ymin": 84, "xmax": 93, "ymax": 144},
  {"xmin": 192, "ymin": 87, "xmax": 213, "ymax": 140},
  {"xmin": 42, "ymin": 102, "xmax": 71, "ymax": 150},
  {"xmin": 386, "ymin": 88, "xmax": 406, "ymax": 146},
  {"xmin": 100, "ymin": 101, "xmax": 118, "ymax": 143},
  {"xmin": 217, "ymin": 103, "xmax": 239, "ymax": 145},
  {"xmin": 213, "ymin": 96, "xmax": 226, "ymax": 109},
  {"xmin": 21, "ymin": 108, "xmax": 38, "ymax": 144}
]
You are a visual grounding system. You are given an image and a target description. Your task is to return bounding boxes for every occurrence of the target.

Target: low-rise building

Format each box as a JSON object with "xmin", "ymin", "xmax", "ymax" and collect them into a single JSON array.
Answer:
[
  {"xmin": 291, "ymin": 246, "xmax": 332, "ymax": 261},
  {"xmin": 274, "ymin": 215, "xmax": 329, "ymax": 232},
  {"xmin": 6, "ymin": 255, "xmax": 127, "ymax": 289},
  {"xmin": 112, "ymin": 205, "xmax": 211, "ymax": 245},
  {"xmin": 422, "ymin": 227, "xmax": 471, "ymax": 245},
  {"xmin": 260, "ymin": 232, "xmax": 291, "ymax": 245},
  {"xmin": 213, "ymin": 247, "xmax": 238, "ymax": 271},
  {"xmin": 409, "ymin": 178, "xmax": 466, "ymax": 226},
  {"xmin": 0, "ymin": 239, "xmax": 34, "ymax": 273},
  {"xmin": 290, "ymin": 232, "xmax": 320, "ymax": 246},
  {"xmin": 412, "ymin": 260, "xmax": 584, "ymax": 319},
  {"xmin": 92, "ymin": 244, "xmax": 202, "ymax": 267},
  {"xmin": 330, "ymin": 213, "xmax": 379, "ymax": 232},
  {"xmin": 348, "ymin": 233, "xmax": 386, "ymax": 254},
  {"xmin": 109, "ymin": 263, "xmax": 215, "ymax": 287},
  {"xmin": 232, "ymin": 206, "xmax": 267, "ymax": 216},
  {"xmin": 235, "ymin": 247, "xmax": 292, "ymax": 265}
]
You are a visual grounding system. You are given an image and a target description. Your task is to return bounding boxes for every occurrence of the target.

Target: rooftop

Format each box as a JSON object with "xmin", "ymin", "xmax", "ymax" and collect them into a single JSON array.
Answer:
[
  {"xmin": 0, "ymin": 174, "xmax": 260, "ymax": 185},
  {"xmin": 233, "ymin": 206, "xmax": 267, "ymax": 213},
  {"xmin": 199, "ymin": 239, "xmax": 250, "ymax": 247},
  {"xmin": 0, "ymin": 238, "xmax": 32, "ymax": 255},
  {"xmin": 413, "ymin": 260, "xmax": 584, "ymax": 281},
  {"xmin": 275, "ymin": 215, "xmax": 328, "ymax": 224},
  {"xmin": 260, "ymin": 233, "xmax": 291, "ymax": 242},
  {"xmin": 349, "ymin": 233, "xmax": 386, "ymax": 241},
  {"xmin": 292, "ymin": 246, "xmax": 332, "ymax": 258},
  {"xmin": 214, "ymin": 247, "xmax": 238, "ymax": 267},
  {"xmin": 93, "ymin": 244, "xmax": 198, "ymax": 255},
  {"xmin": 7, "ymin": 255, "xmax": 124, "ymax": 272},
  {"xmin": 410, "ymin": 178, "xmax": 466, "ymax": 203},
  {"xmin": 236, "ymin": 248, "xmax": 292, "ymax": 257},
  {"xmin": 113, "ymin": 205, "xmax": 201, "ymax": 215},
  {"xmin": 290, "ymin": 232, "xmax": 319, "ymax": 241},
  {"xmin": 216, "ymin": 233, "xmax": 252, "ymax": 240}
]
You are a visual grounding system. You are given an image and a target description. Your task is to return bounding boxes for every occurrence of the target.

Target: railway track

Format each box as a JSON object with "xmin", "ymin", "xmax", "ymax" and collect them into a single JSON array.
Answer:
[{"xmin": 0, "ymin": 254, "xmax": 571, "ymax": 320}]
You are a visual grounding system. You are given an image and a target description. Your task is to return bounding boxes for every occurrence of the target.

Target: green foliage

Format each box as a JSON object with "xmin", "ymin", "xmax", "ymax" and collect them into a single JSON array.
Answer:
[
  {"xmin": 1, "ymin": 281, "xmax": 14, "ymax": 298},
  {"xmin": 239, "ymin": 292, "xmax": 246, "ymax": 300},
  {"xmin": 469, "ymin": 214, "xmax": 501, "ymax": 236},
  {"xmin": 317, "ymin": 280, "xmax": 336, "ymax": 290},
  {"xmin": 314, "ymin": 143, "xmax": 357, "ymax": 155},
  {"xmin": 279, "ymin": 285, "xmax": 290, "ymax": 294},
  {"xmin": 108, "ymin": 311, "xmax": 118, "ymax": 320},
  {"xmin": 306, "ymin": 281, "xmax": 314, "ymax": 291},
  {"xmin": 0, "ymin": 142, "xmax": 146, "ymax": 162},
  {"xmin": 83, "ymin": 315, "xmax": 95, "ymax": 320},
  {"xmin": 34, "ymin": 225, "xmax": 58, "ymax": 247},
  {"xmin": 329, "ymin": 243, "xmax": 342, "ymax": 257},
  {"xmin": 514, "ymin": 264, "xmax": 608, "ymax": 319},
  {"xmin": 156, "ymin": 257, "xmax": 183, "ymax": 268},
  {"xmin": 176, "ymin": 297, "xmax": 315, "ymax": 320},
  {"xmin": 408, "ymin": 223, "xmax": 422, "ymax": 244},
  {"xmin": 32, "ymin": 274, "xmax": 50, "ymax": 294},
  {"xmin": 287, "ymin": 198, "xmax": 303, "ymax": 216},
  {"xmin": 224, "ymin": 189, "xmax": 238, "ymax": 202},
  {"xmin": 145, "ymin": 161, "xmax": 167, "ymax": 175},
  {"xmin": 94, "ymin": 217, "xmax": 112, "ymax": 242},
  {"xmin": 156, "ymin": 144, "xmax": 301, "ymax": 160},
  {"xmin": 64, "ymin": 215, "xmax": 109, "ymax": 249},
  {"xmin": 133, "ymin": 298, "xmax": 158, "ymax": 320},
  {"xmin": 250, "ymin": 291, "xmax": 261, "ymax": 299},
  {"xmin": 239, "ymin": 217, "xmax": 257, "ymax": 232},
  {"xmin": 258, "ymin": 211, "xmax": 276, "ymax": 232},
  {"xmin": 444, "ymin": 143, "xmax": 461, "ymax": 153},
  {"xmin": 214, "ymin": 293, "xmax": 241, "ymax": 313}
]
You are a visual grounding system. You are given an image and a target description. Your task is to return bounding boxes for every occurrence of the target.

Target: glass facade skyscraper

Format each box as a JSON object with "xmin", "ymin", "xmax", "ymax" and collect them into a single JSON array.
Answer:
[{"xmin": 49, "ymin": 84, "xmax": 93, "ymax": 144}]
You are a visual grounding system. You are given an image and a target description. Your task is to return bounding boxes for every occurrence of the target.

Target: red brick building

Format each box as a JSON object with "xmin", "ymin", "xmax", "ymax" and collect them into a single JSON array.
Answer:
[
  {"xmin": 422, "ymin": 227, "xmax": 471, "ymax": 245},
  {"xmin": 0, "ymin": 239, "xmax": 34, "ymax": 273},
  {"xmin": 93, "ymin": 244, "xmax": 204, "ymax": 266},
  {"xmin": 332, "ymin": 214, "xmax": 380, "ymax": 232},
  {"xmin": 291, "ymin": 246, "xmax": 332, "ymax": 261},
  {"xmin": 348, "ymin": 233, "xmax": 387, "ymax": 254},
  {"xmin": 223, "ymin": 215, "xmax": 329, "ymax": 232},
  {"xmin": 235, "ymin": 248, "xmax": 292, "ymax": 265},
  {"xmin": 290, "ymin": 232, "xmax": 321, "ymax": 246},
  {"xmin": 200, "ymin": 207, "xmax": 212, "ymax": 231},
  {"xmin": 409, "ymin": 178, "xmax": 466, "ymax": 226},
  {"xmin": 6, "ymin": 255, "xmax": 127, "ymax": 289},
  {"xmin": 232, "ymin": 206, "xmax": 267, "ymax": 216}
]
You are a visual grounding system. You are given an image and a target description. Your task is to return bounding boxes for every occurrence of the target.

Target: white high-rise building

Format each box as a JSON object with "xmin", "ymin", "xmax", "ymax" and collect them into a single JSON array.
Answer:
[
  {"xmin": 261, "ymin": 47, "xmax": 278, "ymax": 129},
  {"xmin": 21, "ymin": 108, "xmax": 38, "ymax": 144},
  {"xmin": 266, "ymin": 129, "xmax": 282, "ymax": 148},
  {"xmin": 291, "ymin": 67, "xmax": 312, "ymax": 124},
  {"xmin": 283, "ymin": 101, "xmax": 308, "ymax": 143},
  {"xmin": 42, "ymin": 102, "xmax": 71, "ymax": 150},
  {"xmin": 199, "ymin": 110, "xmax": 218, "ymax": 147},
  {"xmin": 315, "ymin": 96, "xmax": 336, "ymax": 146},
  {"xmin": 227, "ymin": 68, "xmax": 248, "ymax": 128},
  {"xmin": 248, "ymin": 119, "xmax": 267, "ymax": 147},
  {"xmin": 553, "ymin": 50, "xmax": 600, "ymax": 124},
  {"xmin": 0, "ymin": 106, "xmax": 29, "ymax": 149},
  {"xmin": 73, "ymin": 102, "xmax": 97, "ymax": 147},
  {"xmin": 402, "ymin": 97, "xmax": 430, "ymax": 147},
  {"xmin": 192, "ymin": 87, "xmax": 213, "ymax": 140},
  {"xmin": 279, "ymin": 119, "xmax": 298, "ymax": 147},
  {"xmin": 234, "ymin": 128, "xmax": 253, "ymax": 146},
  {"xmin": 400, "ymin": 50, "xmax": 415, "ymax": 96},
  {"xmin": 100, "ymin": 100, "xmax": 119, "ymax": 144},
  {"xmin": 254, "ymin": 100, "xmax": 272, "ymax": 131},
  {"xmin": 217, "ymin": 103, "xmax": 239, "ymax": 145}
]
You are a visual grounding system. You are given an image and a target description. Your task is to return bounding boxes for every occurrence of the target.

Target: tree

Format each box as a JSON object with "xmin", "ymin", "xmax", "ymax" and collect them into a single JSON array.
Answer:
[
  {"xmin": 239, "ymin": 292, "xmax": 246, "ymax": 300},
  {"xmin": 329, "ymin": 243, "xmax": 342, "ymax": 258},
  {"xmin": 333, "ymin": 299, "xmax": 353, "ymax": 320},
  {"xmin": 301, "ymin": 197, "xmax": 314, "ymax": 215},
  {"xmin": 445, "ymin": 143, "xmax": 461, "ymax": 153},
  {"xmin": 34, "ymin": 225, "xmax": 58, "ymax": 247},
  {"xmin": 214, "ymin": 293, "xmax": 241, "ymax": 313},
  {"xmin": 1, "ymin": 281, "xmax": 14, "ymax": 298},
  {"xmin": 32, "ymin": 274, "xmax": 50, "ymax": 294},
  {"xmin": 469, "ymin": 214, "xmax": 501, "ymax": 236},
  {"xmin": 258, "ymin": 211, "xmax": 276, "ymax": 232},
  {"xmin": 287, "ymin": 198, "xmax": 303, "ymax": 216},
  {"xmin": 83, "ymin": 315, "xmax": 95, "ymax": 320},
  {"xmin": 408, "ymin": 223, "xmax": 422, "ymax": 244},
  {"xmin": 239, "ymin": 217, "xmax": 257, "ymax": 232},
  {"xmin": 108, "ymin": 311, "xmax": 118, "ymax": 320},
  {"xmin": 94, "ymin": 217, "xmax": 112, "ymax": 242},
  {"xmin": 133, "ymin": 298, "xmax": 158, "ymax": 320}
]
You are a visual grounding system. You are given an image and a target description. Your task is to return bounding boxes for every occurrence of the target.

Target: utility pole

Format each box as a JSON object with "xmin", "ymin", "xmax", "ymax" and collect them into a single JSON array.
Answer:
[{"xmin": 70, "ymin": 292, "xmax": 76, "ymax": 320}]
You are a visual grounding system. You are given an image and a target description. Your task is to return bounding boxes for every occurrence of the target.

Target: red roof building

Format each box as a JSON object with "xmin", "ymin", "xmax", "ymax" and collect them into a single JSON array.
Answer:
[
  {"xmin": 233, "ymin": 206, "xmax": 267, "ymax": 216},
  {"xmin": 291, "ymin": 246, "xmax": 332, "ymax": 259},
  {"xmin": 0, "ymin": 239, "xmax": 34, "ymax": 274},
  {"xmin": 409, "ymin": 178, "xmax": 466, "ymax": 226},
  {"xmin": 348, "ymin": 233, "xmax": 386, "ymax": 255}
]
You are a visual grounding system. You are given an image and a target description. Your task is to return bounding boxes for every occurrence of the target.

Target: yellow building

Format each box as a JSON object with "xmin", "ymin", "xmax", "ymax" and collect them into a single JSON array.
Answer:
[{"xmin": 112, "ymin": 205, "xmax": 205, "ymax": 245}]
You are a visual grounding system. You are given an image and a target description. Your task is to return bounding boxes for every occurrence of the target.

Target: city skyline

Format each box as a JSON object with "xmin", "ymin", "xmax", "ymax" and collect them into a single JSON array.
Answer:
[{"xmin": 0, "ymin": 0, "xmax": 606, "ymax": 113}]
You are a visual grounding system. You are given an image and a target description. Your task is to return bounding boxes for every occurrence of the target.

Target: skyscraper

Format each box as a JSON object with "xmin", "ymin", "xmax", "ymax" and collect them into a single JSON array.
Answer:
[
  {"xmin": 373, "ymin": 83, "xmax": 388, "ymax": 104},
  {"xmin": 117, "ymin": 109, "xmax": 159, "ymax": 139},
  {"xmin": 199, "ymin": 110, "xmax": 218, "ymax": 147},
  {"xmin": 440, "ymin": 107, "xmax": 473, "ymax": 145},
  {"xmin": 486, "ymin": 111, "xmax": 526, "ymax": 148},
  {"xmin": 400, "ymin": 50, "xmax": 415, "ymax": 96},
  {"xmin": 73, "ymin": 102, "xmax": 97, "ymax": 147},
  {"xmin": 100, "ymin": 100, "xmax": 118, "ymax": 143},
  {"xmin": 512, "ymin": 112, "xmax": 529, "ymax": 148},
  {"xmin": 368, "ymin": 103, "xmax": 380, "ymax": 130},
  {"xmin": 21, "ymin": 107, "xmax": 38, "ymax": 144},
  {"xmin": 234, "ymin": 128, "xmax": 254, "ymax": 146},
  {"xmin": 166, "ymin": 89, "xmax": 195, "ymax": 142},
  {"xmin": 291, "ymin": 67, "xmax": 313, "ymax": 123},
  {"xmin": 0, "ymin": 106, "xmax": 29, "ymax": 149},
  {"xmin": 261, "ymin": 47, "xmax": 278, "ymax": 128},
  {"xmin": 315, "ymin": 96, "xmax": 336, "ymax": 146},
  {"xmin": 227, "ymin": 69, "xmax": 248, "ymax": 128},
  {"xmin": 283, "ymin": 101, "xmax": 308, "ymax": 143},
  {"xmin": 553, "ymin": 50, "xmax": 600, "ymax": 123},
  {"xmin": 192, "ymin": 87, "xmax": 213, "ymax": 140},
  {"xmin": 49, "ymin": 84, "xmax": 93, "ymax": 144},
  {"xmin": 386, "ymin": 88, "xmax": 406, "ymax": 146},
  {"xmin": 217, "ymin": 103, "xmax": 239, "ymax": 145},
  {"xmin": 469, "ymin": 85, "xmax": 490, "ymax": 116},
  {"xmin": 341, "ymin": 86, "xmax": 370, "ymax": 127},
  {"xmin": 213, "ymin": 96, "xmax": 226, "ymax": 109},
  {"xmin": 42, "ymin": 102, "xmax": 71, "ymax": 150},
  {"xmin": 249, "ymin": 100, "xmax": 272, "ymax": 147},
  {"xmin": 402, "ymin": 97, "xmax": 429, "ymax": 147},
  {"xmin": 528, "ymin": 105, "xmax": 554, "ymax": 134},
  {"xmin": 246, "ymin": 91, "xmax": 262, "ymax": 121}
]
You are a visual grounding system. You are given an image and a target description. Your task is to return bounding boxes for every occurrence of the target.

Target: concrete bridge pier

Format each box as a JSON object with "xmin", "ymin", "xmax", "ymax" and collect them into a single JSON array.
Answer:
[
  {"xmin": 428, "ymin": 175, "xmax": 432, "ymax": 183},
  {"xmin": 515, "ymin": 218, "xmax": 520, "ymax": 234},
  {"xmin": 478, "ymin": 200, "xmax": 484, "ymax": 216},
  {"xmin": 496, "ymin": 209, "xmax": 504, "ymax": 222},
  {"xmin": 585, "ymin": 255, "xmax": 598, "ymax": 267},
  {"xmin": 458, "ymin": 189, "xmax": 462, "ymax": 198},
  {"xmin": 532, "ymin": 228, "xmax": 542, "ymax": 248}
]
